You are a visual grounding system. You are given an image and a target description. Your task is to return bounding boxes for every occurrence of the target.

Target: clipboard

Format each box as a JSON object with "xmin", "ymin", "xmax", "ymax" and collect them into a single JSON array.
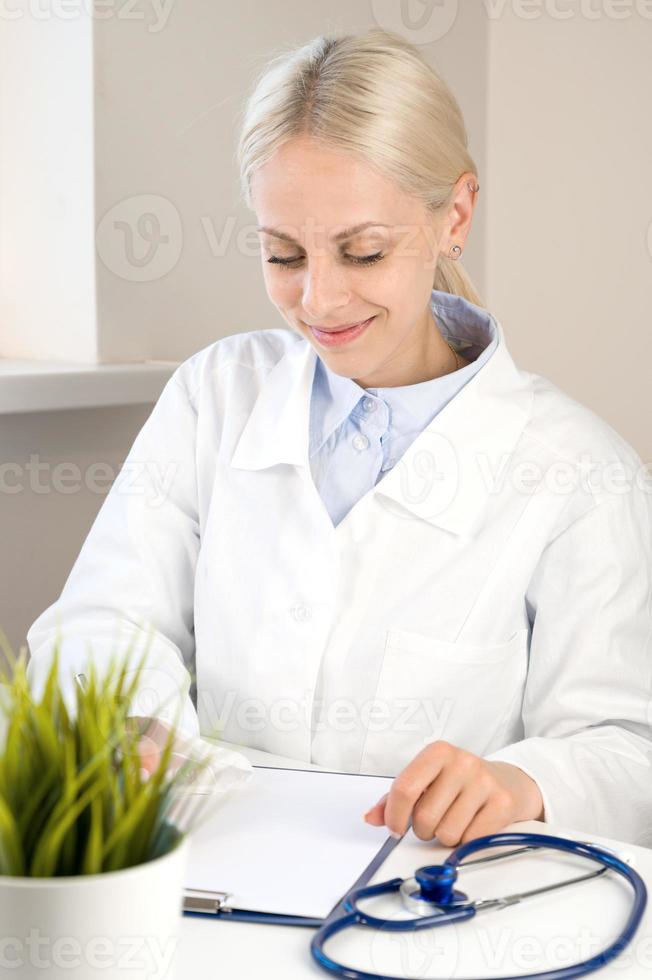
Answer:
[{"xmin": 181, "ymin": 764, "xmax": 398, "ymax": 927}]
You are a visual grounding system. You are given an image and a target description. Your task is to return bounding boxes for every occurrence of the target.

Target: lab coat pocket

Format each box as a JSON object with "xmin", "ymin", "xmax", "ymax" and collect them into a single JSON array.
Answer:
[{"xmin": 359, "ymin": 627, "xmax": 530, "ymax": 776}]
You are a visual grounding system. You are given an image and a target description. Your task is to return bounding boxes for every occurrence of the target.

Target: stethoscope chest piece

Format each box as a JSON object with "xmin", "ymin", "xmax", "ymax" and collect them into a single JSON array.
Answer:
[{"xmin": 400, "ymin": 863, "xmax": 469, "ymax": 916}]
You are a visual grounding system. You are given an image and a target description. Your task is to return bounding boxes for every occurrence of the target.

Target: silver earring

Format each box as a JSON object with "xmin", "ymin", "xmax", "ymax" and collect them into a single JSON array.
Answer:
[
  {"xmin": 467, "ymin": 181, "xmax": 480, "ymax": 192},
  {"xmin": 449, "ymin": 245, "xmax": 462, "ymax": 259}
]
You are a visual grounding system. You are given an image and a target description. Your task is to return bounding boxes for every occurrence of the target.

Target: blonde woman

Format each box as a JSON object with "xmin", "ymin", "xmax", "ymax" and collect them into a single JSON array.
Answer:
[{"xmin": 26, "ymin": 30, "xmax": 652, "ymax": 847}]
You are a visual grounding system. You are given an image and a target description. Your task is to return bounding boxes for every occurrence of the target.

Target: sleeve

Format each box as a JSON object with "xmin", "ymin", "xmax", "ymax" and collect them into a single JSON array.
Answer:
[
  {"xmin": 25, "ymin": 370, "xmax": 201, "ymax": 740},
  {"xmin": 484, "ymin": 478, "xmax": 652, "ymax": 846}
]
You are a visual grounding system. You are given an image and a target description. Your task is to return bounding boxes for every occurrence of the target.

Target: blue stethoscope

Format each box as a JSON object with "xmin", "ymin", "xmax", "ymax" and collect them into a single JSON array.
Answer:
[{"xmin": 311, "ymin": 831, "xmax": 648, "ymax": 980}]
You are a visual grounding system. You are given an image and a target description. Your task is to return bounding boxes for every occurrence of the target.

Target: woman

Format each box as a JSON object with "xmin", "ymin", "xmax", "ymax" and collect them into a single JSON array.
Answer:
[{"xmin": 26, "ymin": 30, "xmax": 652, "ymax": 847}]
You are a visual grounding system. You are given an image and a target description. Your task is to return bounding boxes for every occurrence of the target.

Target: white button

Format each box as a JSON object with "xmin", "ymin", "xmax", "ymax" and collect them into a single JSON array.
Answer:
[
  {"xmin": 290, "ymin": 602, "xmax": 312, "ymax": 623},
  {"xmin": 361, "ymin": 397, "xmax": 376, "ymax": 413},
  {"xmin": 352, "ymin": 433, "xmax": 369, "ymax": 451}
]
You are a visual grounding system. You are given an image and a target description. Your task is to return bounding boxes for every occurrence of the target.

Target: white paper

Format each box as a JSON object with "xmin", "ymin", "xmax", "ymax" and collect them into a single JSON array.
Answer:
[{"xmin": 183, "ymin": 766, "xmax": 393, "ymax": 919}]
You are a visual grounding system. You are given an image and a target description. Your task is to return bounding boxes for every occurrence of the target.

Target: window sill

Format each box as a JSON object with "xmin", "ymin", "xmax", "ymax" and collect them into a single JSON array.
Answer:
[{"xmin": 0, "ymin": 359, "xmax": 179, "ymax": 414}]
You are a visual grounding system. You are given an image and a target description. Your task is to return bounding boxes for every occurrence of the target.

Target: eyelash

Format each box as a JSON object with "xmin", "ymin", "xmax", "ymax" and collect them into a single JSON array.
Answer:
[{"xmin": 266, "ymin": 252, "xmax": 385, "ymax": 268}]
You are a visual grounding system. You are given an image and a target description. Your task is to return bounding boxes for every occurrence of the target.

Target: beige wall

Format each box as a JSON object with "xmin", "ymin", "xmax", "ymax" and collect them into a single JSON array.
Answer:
[
  {"xmin": 2, "ymin": 4, "xmax": 650, "ymax": 655},
  {"xmin": 485, "ymin": 5, "xmax": 652, "ymax": 462},
  {"xmin": 0, "ymin": 405, "xmax": 151, "ymax": 658},
  {"xmin": 91, "ymin": 1, "xmax": 488, "ymax": 361}
]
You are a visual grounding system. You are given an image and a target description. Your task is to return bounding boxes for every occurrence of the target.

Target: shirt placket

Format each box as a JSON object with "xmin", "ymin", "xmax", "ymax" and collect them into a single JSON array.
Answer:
[{"xmin": 350, "ymin": 394, "xmax": 390, "ymax": 486}]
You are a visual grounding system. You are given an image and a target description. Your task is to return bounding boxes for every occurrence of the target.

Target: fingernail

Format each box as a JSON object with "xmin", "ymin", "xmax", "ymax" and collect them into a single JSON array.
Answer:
[
  {"xmin": 389, "ymin": 830, "xmax": 402, "ymax": 840},
  {"xmin": 139, "ymin": 767, "xmax": 151, "ymax": 781}
]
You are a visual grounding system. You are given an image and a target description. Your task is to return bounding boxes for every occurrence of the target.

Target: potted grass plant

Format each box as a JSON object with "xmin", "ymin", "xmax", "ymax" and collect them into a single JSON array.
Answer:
[{"xmin": 0, "ymin": 636, "xmax": 219, "ymax": 980}]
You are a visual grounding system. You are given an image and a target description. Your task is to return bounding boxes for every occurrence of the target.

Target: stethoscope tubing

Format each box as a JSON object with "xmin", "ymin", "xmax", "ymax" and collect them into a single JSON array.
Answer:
[{"xmin": 310, "ymin": 831, "xmax": 648, "ymax": 980}]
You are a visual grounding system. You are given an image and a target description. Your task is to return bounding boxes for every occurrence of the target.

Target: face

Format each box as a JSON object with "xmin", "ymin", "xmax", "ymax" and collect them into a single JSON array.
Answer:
[{"xmin": 251, "ymin": 134, "xmax": 475, "ymax": 388}]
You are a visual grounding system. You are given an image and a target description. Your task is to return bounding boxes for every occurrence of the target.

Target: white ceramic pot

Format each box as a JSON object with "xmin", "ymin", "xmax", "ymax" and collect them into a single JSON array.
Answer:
[{"xmin": 0, "ymin": 835, "xmax": 189, "ymax": 980}]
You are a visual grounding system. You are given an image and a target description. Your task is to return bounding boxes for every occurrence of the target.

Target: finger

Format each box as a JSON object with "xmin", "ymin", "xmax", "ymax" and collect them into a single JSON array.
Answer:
[
  {"xmin": 458, "ymin": 792, "xmax": 515, "ymax": 844},
  {"xmin": 384, "ymin": 742, "xmax": 452, "ymax": 836},
  {"xmin": 431, "ymin": 782, "xmax": 492, "ymax": 846},
  {"xmin": 410, "ymin": 766, "xmax": 478, "ymax": 841},
  {"xmin": 138, "ymin": 734, "xmax": 162, "ymax": 775},
  {"xmin": 132, "ymin": 716, "xmax": 175, "ymax": 748},
  {"xmin": 363, "ymin": 792, "xmax": 388, "ymax": 825}
]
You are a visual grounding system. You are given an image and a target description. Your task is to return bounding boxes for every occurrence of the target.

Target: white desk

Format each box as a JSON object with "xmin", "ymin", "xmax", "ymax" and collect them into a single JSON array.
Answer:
[{"xmin": 178, "ymin": 742, "xmax": 652, "ymax": 979}]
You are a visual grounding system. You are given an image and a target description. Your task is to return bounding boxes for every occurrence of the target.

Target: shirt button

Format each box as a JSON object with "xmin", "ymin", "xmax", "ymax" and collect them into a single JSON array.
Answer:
[
  {"xmin": 361, "ymin": 397, "xmax": 376, "ymax": 413},
  {"xmin": 290, "ymin": 602, "xmax": 312, "ymax": 623},
  {"xmin": 352, "ymin": 433, "xmax": 369, "ymax": 451}
]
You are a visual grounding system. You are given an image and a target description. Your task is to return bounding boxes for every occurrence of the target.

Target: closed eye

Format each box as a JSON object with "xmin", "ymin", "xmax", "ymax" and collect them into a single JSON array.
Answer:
[{"xmin": 266, "ymin": 252, "xmax": 385, "ymax": 268}]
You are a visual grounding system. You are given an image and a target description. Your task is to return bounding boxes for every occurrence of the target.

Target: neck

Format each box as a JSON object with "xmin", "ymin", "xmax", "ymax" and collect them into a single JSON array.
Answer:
[{"xmin": 354, "ymin": 310, "xmax": 463, "ymax": 388}]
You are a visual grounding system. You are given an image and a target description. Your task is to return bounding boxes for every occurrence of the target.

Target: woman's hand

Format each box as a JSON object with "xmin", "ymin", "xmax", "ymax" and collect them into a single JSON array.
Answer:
[
  {"xmin": 363, "ymin": 740, "xmax": 544, "ymax": 845},
  {"xmin": 125, "ymin": 716, "xmax": 186, "ymax": 779}
]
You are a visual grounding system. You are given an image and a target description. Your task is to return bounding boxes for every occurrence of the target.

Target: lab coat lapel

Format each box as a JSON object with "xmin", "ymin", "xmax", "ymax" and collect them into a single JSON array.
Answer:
[
  {"xmin": 375, "ymin": 317, "xmax": 533, "ymax": 536},
  {"xmin": 230, "ymin": 336, "xmax": 316, "ymax": 471},
  {"xmin": 230, "ymin": 318, "xmax": 533, "ymax": 537}
]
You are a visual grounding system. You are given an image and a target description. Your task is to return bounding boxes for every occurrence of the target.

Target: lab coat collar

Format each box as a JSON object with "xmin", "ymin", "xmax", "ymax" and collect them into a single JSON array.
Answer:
[{"xmin": 230, "ymin": 298, "xmax": 533, "ymax": 536}]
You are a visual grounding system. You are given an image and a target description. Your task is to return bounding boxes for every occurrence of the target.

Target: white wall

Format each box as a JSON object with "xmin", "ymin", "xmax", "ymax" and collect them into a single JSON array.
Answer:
[{"xmin": 0, "ymin": 10, "xmax": 97, "ymax": 361}]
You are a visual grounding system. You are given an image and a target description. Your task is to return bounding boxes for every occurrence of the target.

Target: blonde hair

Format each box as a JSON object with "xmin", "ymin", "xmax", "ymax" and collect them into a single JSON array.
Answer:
[{"xmin": 236, "ymin": 28, "xmax": 483, "ymax": 307}]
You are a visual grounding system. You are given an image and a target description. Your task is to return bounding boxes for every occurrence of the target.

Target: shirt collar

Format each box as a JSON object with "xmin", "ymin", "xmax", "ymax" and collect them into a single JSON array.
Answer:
[{"xmin": 308, "ymin": 355, "xmax": 368, "ymax": 458}]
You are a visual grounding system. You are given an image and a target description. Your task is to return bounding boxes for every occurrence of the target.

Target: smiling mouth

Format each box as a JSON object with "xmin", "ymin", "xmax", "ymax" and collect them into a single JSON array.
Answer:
[
  {"xmin": 309, "ymin": 318, "xmax": 373, "ymax": 333},
  {"xmin": 308, "ymin": 316, "xmax": 376, "ymax": 347}
]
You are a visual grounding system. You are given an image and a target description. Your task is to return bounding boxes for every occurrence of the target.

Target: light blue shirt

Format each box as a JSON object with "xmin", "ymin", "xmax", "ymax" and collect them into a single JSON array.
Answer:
[{"xmin": 308, "ymin": 289, "xmax": 498, "ymax": 527}]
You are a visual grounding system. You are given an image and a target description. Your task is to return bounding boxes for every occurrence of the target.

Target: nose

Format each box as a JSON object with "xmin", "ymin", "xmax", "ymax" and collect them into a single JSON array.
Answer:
[{"xmin": 301, "ymin": 256, "xmax": 351, "ymax": 323}]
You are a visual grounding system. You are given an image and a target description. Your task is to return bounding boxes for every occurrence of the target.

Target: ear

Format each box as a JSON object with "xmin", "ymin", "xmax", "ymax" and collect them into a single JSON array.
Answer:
[{"xmin": 441, "ymin": 172, "xmax": 479, "ymax": 257}]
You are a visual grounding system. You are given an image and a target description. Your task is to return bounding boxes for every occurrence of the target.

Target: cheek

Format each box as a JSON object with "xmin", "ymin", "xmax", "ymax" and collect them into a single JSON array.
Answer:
[
  {"xmin": 393, "ymin": 251, "xmax": 431, "ymax": 286},
  {"xmin": 360, "ymin": 264, "xmax": 408, "ymax": 307},
  {"xmin": 261, "ymin": 266, "xmax": 297, "ymax": 307}
]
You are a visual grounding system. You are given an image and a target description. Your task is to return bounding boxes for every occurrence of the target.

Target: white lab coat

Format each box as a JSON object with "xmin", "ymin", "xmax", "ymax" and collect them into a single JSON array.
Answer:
[{"xmin": 26, "ymin": 316, "xmax": 652, "ymax": 845}]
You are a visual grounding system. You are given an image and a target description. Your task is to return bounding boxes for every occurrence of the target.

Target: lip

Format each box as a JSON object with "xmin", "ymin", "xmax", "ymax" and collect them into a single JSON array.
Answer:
[{"xmin": 308, "ymin": 316, "xmax": 376, "ymax": 347}]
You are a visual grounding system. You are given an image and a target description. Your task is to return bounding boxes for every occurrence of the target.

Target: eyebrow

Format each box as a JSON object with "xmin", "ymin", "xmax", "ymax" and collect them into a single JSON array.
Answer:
[{"xmin": 256, "ymin": 221, "xmax": 392, "ymax": 244}]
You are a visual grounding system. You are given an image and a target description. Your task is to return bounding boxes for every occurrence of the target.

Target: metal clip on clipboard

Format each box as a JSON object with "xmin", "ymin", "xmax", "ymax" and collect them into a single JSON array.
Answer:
[
  {"xmin": 182, "ymin": 887, "xmax": 325, "ymax": 927},
  {"xmin": 183, "ymin": 888, "xmax": 231, "ymax": 915}
]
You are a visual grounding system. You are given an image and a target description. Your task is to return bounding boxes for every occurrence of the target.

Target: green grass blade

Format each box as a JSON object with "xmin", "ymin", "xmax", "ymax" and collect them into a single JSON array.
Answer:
[{"xmin": 0, "ymin": 794, "xmax": 25, "ymax": 875}]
